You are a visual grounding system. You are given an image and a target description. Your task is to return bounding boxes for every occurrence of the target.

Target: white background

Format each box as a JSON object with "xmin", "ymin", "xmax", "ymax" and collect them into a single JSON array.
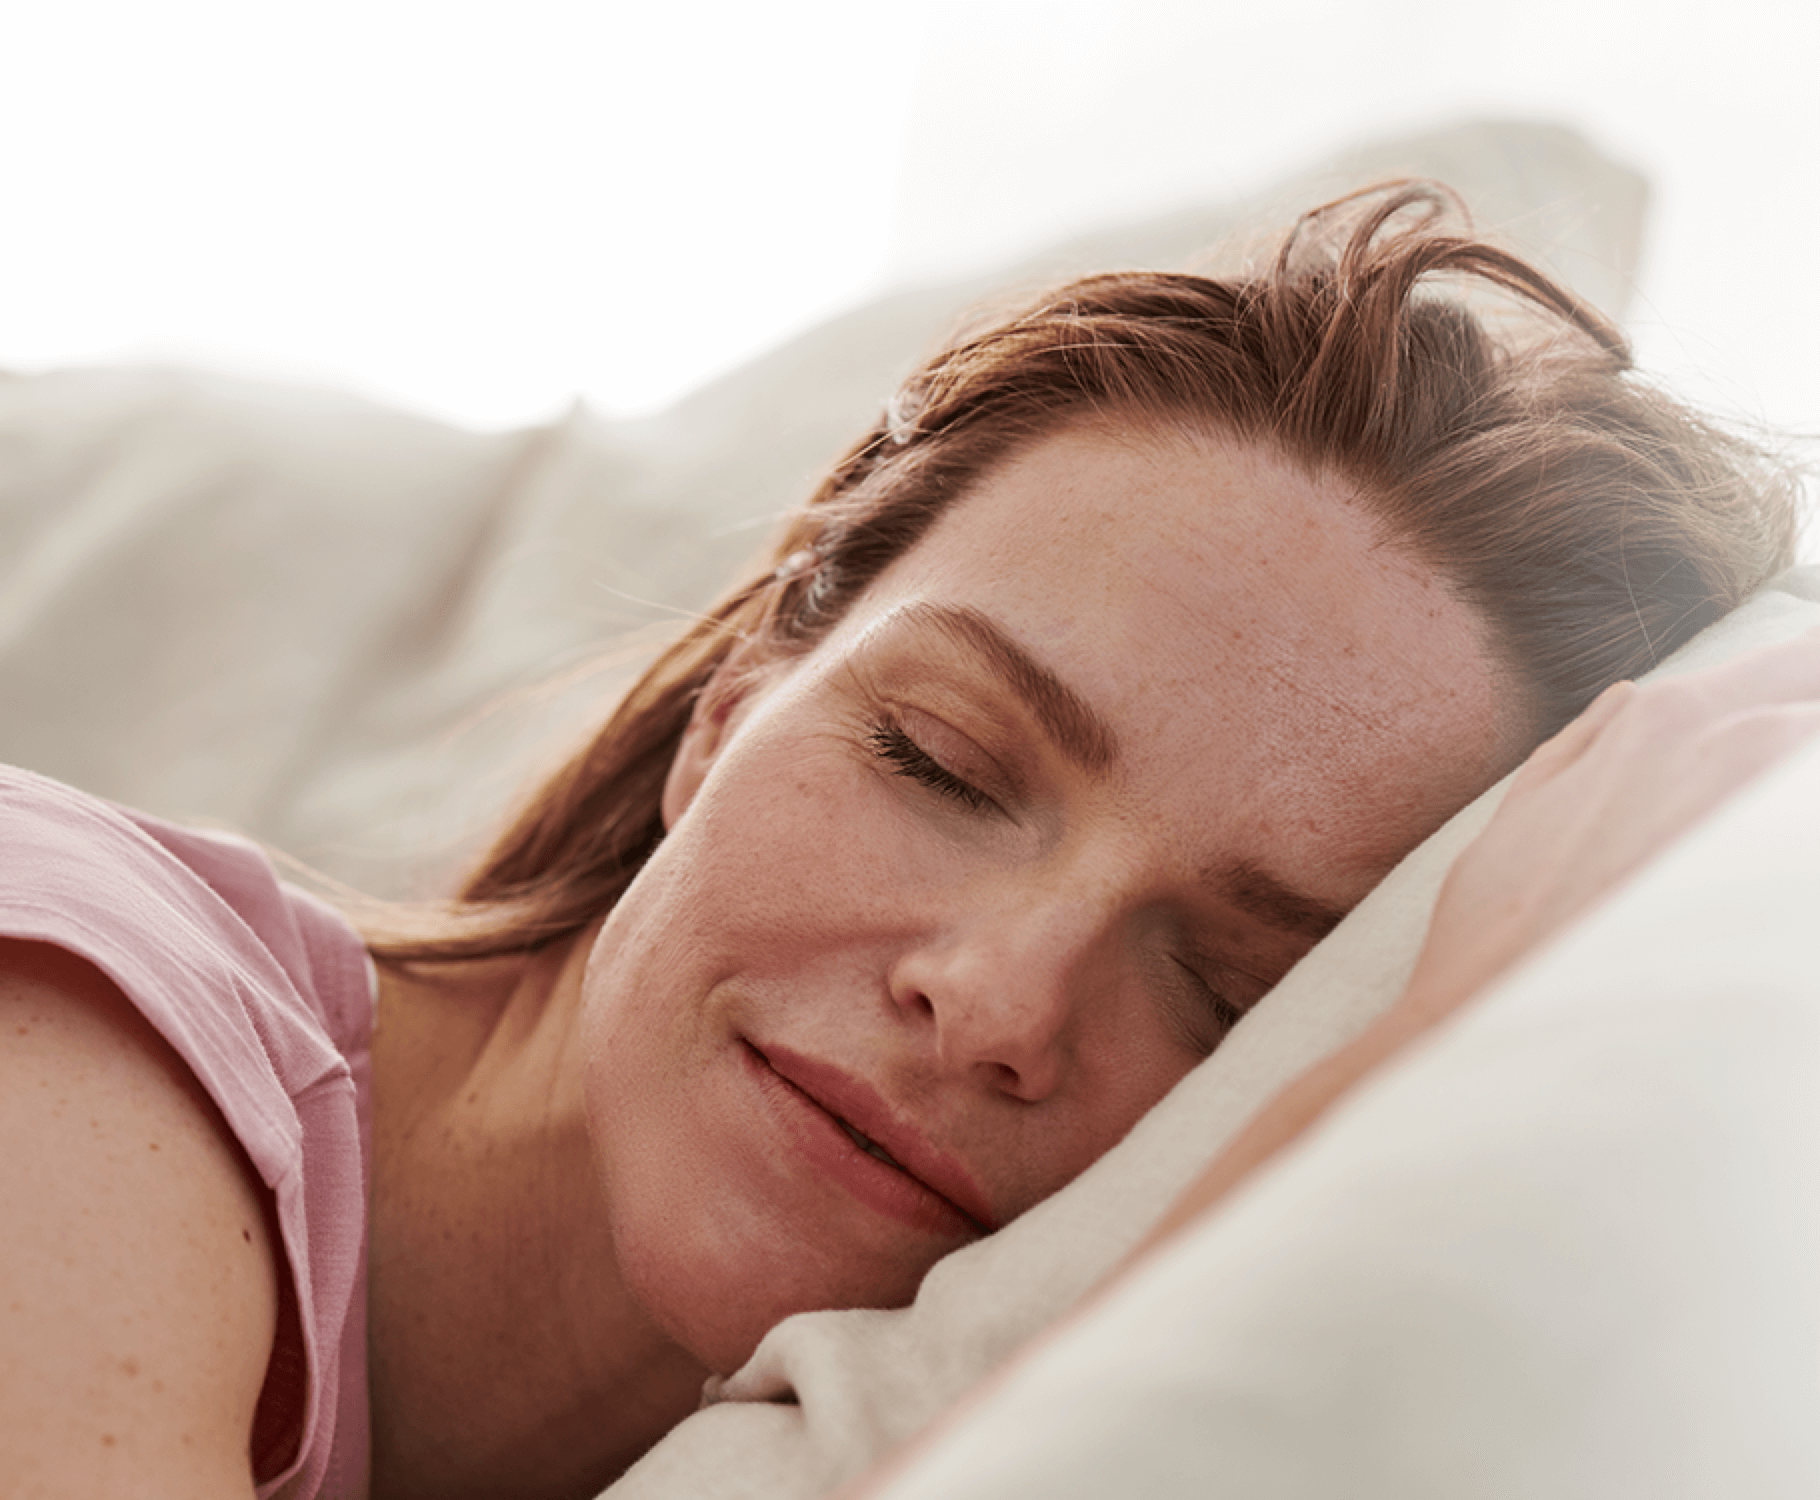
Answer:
[{"xmin": 2, "ymin": 0, "xmax": 1814, "ymax": 442}]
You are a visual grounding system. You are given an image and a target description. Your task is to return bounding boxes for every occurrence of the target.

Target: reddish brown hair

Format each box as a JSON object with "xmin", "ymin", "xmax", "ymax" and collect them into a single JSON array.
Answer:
[{"xmin": 371, "ymin": 181, "xmax": 1801, "ymax": 962}]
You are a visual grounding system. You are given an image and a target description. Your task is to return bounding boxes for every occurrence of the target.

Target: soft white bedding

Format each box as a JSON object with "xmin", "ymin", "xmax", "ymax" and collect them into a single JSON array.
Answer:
[
  {"xmin": 865, "ymin": 709, "xmax": 1820, "ymax": 1496},
  {"xmin": 0, "ymin": 119, "xmax": 1642, "ymax": 901},
  {"xmin": 616, "ymin": 573, "xmax": 1820, "ymax": 1500},
  {"xmin": 6, "ymin": 118, "xmax": 1810, "ymax": 1499}
]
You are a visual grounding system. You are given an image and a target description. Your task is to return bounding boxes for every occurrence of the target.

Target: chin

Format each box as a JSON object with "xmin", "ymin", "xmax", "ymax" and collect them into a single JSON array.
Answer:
[{"xmin": 616, "ymin": 1209, "xmax": 938, "ymax": 1377}]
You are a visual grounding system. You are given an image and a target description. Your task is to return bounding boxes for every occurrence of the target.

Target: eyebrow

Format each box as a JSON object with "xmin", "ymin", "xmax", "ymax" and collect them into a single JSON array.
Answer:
[
  {"xmin": 1208, "ymin": 859, "xmax": 1349, "ymax": 942},
  {"xmin": 899, "ymin": 602, "xmax": 1346, "ymax": 943},
  {"xmin": 905, "ymin": 601, "xmax": 1119, "ymax": 774}
]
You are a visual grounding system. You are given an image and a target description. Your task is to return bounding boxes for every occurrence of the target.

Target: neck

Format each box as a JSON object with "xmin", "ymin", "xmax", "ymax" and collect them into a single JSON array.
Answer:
[{"xmin": 366, "ymin": 931, "xmax": 710, "ymax": 1500}]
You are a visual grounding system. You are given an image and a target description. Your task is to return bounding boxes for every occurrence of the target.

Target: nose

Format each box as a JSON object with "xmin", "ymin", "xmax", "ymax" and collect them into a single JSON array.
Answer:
[{"xmin": 886, "ymin": 895, "xmax": 1107, "ymax": 1102}]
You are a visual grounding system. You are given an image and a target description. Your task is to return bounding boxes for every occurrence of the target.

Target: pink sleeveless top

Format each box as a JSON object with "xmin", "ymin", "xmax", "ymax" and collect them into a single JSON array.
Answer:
[{"xmin": 1, "ymin": 766, "xmax": 374, "ymax": 1499}]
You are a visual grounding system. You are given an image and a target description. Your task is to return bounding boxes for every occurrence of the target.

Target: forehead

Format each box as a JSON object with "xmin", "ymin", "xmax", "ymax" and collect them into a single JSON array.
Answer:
[{"xmin": 824, "ymin": 422, "xmax": 1517, "ymax": 896}]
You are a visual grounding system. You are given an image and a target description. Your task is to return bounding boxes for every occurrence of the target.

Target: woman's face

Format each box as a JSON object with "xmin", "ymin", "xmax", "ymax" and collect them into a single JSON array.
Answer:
[{"xmin": 580, "ymin": 422, "xmax": 1518, "ymax": 1372}]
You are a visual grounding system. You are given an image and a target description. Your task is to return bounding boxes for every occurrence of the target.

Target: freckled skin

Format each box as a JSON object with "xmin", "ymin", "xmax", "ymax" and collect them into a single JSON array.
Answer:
[
  {"xmin": 361, "ymin": 421, "xmax": 1534, "ymax": 1498},
  {"xmin": 576, "ymin": 421, "xmax": 1523, "ymax": 1375},
  {"xmin": 0, "ymin": 940, "xmax": 278, "ymax": 1494}
]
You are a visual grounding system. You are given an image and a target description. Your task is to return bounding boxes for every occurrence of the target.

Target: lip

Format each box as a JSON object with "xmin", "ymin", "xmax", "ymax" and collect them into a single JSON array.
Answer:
[{"xmin": 744, "ymin": 1041, "xmax": 999, "ymax": 1236}]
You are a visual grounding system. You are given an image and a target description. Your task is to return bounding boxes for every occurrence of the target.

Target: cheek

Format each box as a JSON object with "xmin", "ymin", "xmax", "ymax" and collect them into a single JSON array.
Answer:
[
  {"xmin": 570, "ymin": 781, "xmax": 987, "ymax": 1370},
  {"xmin": 576, "ymin": 739, "xmax": 877, "ymax": 1094},
  {"xmin": 574, "ymin": 835, "xmax": 736, "ymax": 1170},
  {"xmin": 685, "ymin": 733, "xmax": 967, "ymax": 957}
]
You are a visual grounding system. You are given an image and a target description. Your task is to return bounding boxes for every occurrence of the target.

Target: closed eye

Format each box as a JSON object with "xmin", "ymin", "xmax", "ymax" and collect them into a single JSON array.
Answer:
[
  {"xmin": 1171, "ymin": 955, "xmax": 1251, "ymax": 1051},
  {"xmin": 868, "ymin": 718, "xmax": 995, "ymax": 813}
]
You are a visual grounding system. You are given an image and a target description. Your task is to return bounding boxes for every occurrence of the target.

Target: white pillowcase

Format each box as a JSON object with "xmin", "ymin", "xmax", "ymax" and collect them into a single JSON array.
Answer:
[
  {"xmin": 606, "ymin": 571, "xmax": 1820, "ymax": 1499},
  {"xmin": 857, "ymin": 573, "xmax": 1820, "ymax": 1500},
  {"xmin": 1, "ymin": 115, "xmax": 1737, "ymax": 1500}
]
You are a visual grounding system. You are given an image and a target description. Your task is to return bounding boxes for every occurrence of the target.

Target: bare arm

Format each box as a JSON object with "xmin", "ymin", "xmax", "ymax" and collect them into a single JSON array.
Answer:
[{"xmin": 0, "ymin": 939, "xmax": 279, "ymax": 1498}]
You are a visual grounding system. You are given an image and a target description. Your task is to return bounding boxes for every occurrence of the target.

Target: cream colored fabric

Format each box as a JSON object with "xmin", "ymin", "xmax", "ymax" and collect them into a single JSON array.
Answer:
[
  {"xmin": 852, "ymin": 574, "xmax": 1820, "ymax": 1500},
  {"xmin": 0, "ymin": 119, "xmax": 1643, "ymax": 900},
  {"xmin": 604, "ymin": 573, "xmax": 1820, "ymax": 1499},
  {"xmin": 0, "ymin": 118, "xmax": 1701, "ymax": 1500}
]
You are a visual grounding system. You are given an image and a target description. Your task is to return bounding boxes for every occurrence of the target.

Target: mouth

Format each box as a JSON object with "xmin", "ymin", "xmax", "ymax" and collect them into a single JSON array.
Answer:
[
  {"xmin": 746, "ymin": 1040, "xmax": 998, "ymax": 1236},
  {"xmin": 836, "ymin": 1116, "xmax": 905, "ymax": 1170}
]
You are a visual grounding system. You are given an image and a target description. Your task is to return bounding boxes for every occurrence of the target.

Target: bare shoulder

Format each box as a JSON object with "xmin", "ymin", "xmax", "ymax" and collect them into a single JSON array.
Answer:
[{"xmin": 0, "ymin": 938, "xmax": 279, "ymax": 1498}]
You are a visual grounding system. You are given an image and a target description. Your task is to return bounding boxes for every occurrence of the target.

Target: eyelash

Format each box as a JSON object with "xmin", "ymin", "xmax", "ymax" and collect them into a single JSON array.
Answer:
[
  {"xmin": 1171, "ymin": 957, "xmax": 1249, "ymax": 1048},
  {"xmin": 867, "ymin": 718, "xmax": 994, "ymax": 812},
  {"xmin": 871, "ymin": 714, "xmax": 1252, "ymax": 1052}
]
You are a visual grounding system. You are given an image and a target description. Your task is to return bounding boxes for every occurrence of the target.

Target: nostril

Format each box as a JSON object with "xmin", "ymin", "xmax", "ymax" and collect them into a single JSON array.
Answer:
[
  {"xmin": 986, "ymin": 1059, "xmax": 1024, "ymax": 1093},
  {"xmin": 888, "ymin": 944, "xmax": 1076, "ymax": 1102}
]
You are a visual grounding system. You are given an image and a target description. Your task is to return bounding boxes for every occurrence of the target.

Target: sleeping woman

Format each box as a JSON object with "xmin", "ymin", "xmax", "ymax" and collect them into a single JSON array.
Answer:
[{"xmin": 1, "ymin": 182, "xmax": 1811, "ymax": 1500}]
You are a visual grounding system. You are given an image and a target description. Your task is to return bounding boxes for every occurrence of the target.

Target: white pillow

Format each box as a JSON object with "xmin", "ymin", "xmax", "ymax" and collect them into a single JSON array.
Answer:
[
  {"xmin": 0, "ymin": 116, "xmax": 1725, "ymax": 1499},
  {"xmin": 853, "ymin": 573, "xmax": 1820, "ymax": 1500},
  {"xmin": 605, "ymin": 569, "xmax": 1820, "ymax": 1499},
  {"xmin": 0, "ymin": 119, "xmax": 1645, "ymax": 899}
]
